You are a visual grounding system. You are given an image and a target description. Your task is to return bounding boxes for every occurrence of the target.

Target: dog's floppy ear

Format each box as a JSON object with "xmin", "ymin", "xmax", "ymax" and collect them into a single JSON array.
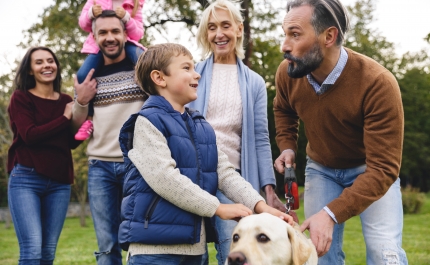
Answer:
[{"xmin": 287, "ymin": 223, "xmax": 313, "ymax": 265}]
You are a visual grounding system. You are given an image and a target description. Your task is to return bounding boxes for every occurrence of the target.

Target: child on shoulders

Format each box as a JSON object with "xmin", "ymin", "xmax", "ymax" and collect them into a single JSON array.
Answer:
[{"xmin": 75, "ymin": 0, "xmax": 146, "ymax": 141}]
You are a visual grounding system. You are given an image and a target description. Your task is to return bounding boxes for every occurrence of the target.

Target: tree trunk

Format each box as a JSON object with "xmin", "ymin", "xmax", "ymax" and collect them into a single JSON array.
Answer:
[
  {"xmin": 79, "ymin": 197, "xmax": 87, "ymax": 227},
  {"xmin": 241, "ymin": 0, "xmax": 252, "ymax": 67},
  {"xmin": 78, "ymin": 180, "xmax": 88, "ymax": 227}
]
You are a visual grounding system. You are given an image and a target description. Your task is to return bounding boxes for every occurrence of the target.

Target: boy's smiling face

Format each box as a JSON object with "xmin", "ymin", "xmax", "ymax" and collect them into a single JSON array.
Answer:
[{"xmin": 160, "ymin": 54, "xmax": 201, "ymax": 112}]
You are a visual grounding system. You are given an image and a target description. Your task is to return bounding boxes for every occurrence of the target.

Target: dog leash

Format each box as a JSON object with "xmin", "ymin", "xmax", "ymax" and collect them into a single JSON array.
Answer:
[{"xmin": 284, "ymin": 167, "xmax": 299, "ymax": 214}]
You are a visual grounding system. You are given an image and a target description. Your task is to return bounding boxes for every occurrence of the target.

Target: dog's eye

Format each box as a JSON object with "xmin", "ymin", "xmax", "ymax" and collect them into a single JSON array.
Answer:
[
  {"xmin": 232, "ymin": 234, "xmax": 240, "ymax": 242},
  {"xmin": 256, "ymin": 233, "xmax": 270, "ymax": 243}
]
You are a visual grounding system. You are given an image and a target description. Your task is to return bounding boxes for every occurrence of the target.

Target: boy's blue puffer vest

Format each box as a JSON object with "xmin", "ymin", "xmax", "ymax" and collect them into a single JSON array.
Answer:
[{"xmin": 118, "ymin": 95, "xmax": 219, "ymax": 251}]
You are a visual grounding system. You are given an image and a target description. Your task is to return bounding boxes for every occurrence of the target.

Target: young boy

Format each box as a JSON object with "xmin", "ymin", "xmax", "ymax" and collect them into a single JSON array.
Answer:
[{"xmin": 118, "ymin": 43, "xmax": 294, "ymax": 265}]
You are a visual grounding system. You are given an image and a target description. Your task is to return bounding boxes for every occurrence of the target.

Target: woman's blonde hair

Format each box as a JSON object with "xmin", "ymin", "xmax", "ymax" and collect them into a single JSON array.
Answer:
[{"xmin": 196, "ymin": 0, "xmax": 245, "ymax": 59}]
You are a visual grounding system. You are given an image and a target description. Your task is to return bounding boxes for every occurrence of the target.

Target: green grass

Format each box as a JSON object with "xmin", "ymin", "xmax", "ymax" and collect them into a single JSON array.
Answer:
[{"xmin": 1, "ymin": 193, "xmax": 429, "ymax": 264}]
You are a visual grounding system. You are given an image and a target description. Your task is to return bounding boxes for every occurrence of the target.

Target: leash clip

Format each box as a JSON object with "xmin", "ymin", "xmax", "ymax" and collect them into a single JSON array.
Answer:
[{"xmin": 284, "ymin": 167, "xmax": 299, "ymax": 214}]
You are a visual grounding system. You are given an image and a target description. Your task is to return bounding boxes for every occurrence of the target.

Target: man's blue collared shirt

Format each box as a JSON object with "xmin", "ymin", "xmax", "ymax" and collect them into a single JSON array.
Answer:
[{"xmin": 306, "ymin": 47, "xmax": 348, "ymax": 95}]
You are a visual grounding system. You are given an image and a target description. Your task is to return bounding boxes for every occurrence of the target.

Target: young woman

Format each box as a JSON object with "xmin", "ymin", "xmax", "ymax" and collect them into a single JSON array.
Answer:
[{"xmin": 7, "ymin": 46, "xmax": 81, "ymax": 265}]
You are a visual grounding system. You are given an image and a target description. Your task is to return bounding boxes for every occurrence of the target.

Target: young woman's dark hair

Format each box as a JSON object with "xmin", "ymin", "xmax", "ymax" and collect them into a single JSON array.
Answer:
[{"xmin": 13, "ymin": 46, "xmax": 62, "ymax": 93}]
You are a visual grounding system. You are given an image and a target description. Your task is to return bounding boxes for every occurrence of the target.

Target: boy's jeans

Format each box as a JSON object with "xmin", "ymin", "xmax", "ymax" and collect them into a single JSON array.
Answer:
[
  {"xmin": 213, "ymin": 191, "xmax": 238, "ymax": 265},
  {"xmin": 304, "ymin": 157, "xmax": 408, "ymax": 265},
  {"xmin": 8, "ymin": 164, "xmax": 71, "ymax": 265},
  {"xmin": 88, "ymin": 160, "xmax": 126, "ymax": 265},
  {"xmin": 127, "ymin": 254, "xmax": 203, "ymax": 265}
]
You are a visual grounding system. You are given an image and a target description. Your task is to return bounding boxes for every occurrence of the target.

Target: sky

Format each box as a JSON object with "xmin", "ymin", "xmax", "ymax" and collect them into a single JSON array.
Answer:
[{"xmin": 0, "ymin": 0, "xmax": 429, "ymax": 75}]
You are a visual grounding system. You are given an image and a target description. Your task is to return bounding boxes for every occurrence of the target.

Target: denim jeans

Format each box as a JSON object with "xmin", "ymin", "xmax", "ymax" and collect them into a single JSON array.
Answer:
[
  {"xmin": 8, "ymin": 164, "xmax": 71, "ymax": 265},
  {"xmin": 304, "ymin": 157, "xmax": 408, "ymax": 265},
  {"xmin": 88, "ymin": 160, "xmax": 126, "ymax": 265},
  {"xmin": 127, "ymin": 254, "xmax": 203, "ymax": 265}
]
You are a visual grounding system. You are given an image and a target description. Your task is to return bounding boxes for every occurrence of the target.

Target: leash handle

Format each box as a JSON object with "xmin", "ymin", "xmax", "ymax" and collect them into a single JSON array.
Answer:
[{"xmin": 284, "ymin": 167, "xmax": 299, "ymax": 213}]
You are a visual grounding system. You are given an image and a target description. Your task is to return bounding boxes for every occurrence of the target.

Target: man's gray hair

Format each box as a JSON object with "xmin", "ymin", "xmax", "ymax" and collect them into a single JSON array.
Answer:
[
  {"xmin": 287, "ymin": 0, "xmax": 349, "ymax": 46},
  {"xmin": 92, "ymin": 10, "xmax": 126, "ymax": 35}
]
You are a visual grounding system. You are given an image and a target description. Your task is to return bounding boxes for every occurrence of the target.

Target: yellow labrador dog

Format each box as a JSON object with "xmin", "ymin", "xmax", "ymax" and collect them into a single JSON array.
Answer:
[{"xmin": 226, "ymin": 213, "xmax": 317, "ymax": 265}]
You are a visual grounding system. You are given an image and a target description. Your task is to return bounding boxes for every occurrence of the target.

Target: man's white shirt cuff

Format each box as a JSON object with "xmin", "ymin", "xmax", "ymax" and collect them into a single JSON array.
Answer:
[{"xmin": 323, "ymin": 206, "xmax": 338, "ymax": 224}]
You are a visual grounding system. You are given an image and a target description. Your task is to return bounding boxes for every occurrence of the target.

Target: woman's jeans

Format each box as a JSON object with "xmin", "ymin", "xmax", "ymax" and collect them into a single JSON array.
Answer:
[
  {"xmin": 88, "ymin": 160, "xmax": 126, "ymax": 265},
  {"xmin": 127, "ymin": 254, "xmax": 203, "ymax": 265},
  {"xmin": 304, "ymin": 157, "xmax": 408, "ymax": 265},
  {"xmin": 8, "ymin": 164, "xmax": 71, "ymax": 265}
]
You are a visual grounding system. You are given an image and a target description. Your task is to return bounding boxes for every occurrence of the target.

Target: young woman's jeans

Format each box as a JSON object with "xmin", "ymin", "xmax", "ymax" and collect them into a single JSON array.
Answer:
[
  {"xmin": 8, "ymin": 164, "xmax": 71, "ymax": 265},
  {"xmin": 304, "ymin": 157, "xmax": 408, "ymax": 265},
  {"xmin": 127, "ymin": 254, "xmax": 203, "ymax": 265},
  {"xmin": 88, "ymin": 160, "xmax": 126, "ymax": 265}
]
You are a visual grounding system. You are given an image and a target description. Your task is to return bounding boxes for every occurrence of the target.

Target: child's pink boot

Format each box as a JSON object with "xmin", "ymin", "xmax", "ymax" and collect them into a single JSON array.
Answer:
[{"xmin": 75, "ymin": 120, "xmax": 93, "ymax": 140}]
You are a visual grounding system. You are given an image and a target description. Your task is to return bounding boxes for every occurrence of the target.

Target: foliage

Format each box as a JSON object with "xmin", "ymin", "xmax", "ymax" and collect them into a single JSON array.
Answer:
[
  {"xmin": 0, "ymin": 0, "xmax": 429, "ymax": 209},
  {"xmin": 341, "ymin": 0, "xmax": 430, "ymax": 192},
  {"xmin": 402, "ymin": 186, "xmax": 427, "ymax": 214},
  {"xmin": 398, "ymin": 67, "xmax": 430, "ymax": 191},
  {"xmin": 0, "ymin": 78, "xmax": 13, "ymax": 208},
  {"xmin": 71, "ymin": 141, "xmax": 89, "ymax": 227},
  {"xmin": 344, "ymin": 0, "xmax": 398, "ymax": 73},
  {"xmin": 20, "ymin": 0, "xmax": 87, "ymax": 79}
]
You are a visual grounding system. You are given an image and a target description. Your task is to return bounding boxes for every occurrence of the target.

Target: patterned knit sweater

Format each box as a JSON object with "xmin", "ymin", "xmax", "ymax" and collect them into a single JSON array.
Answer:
[{"xmin": 72, "ymin": 58, "xmax": 146, "ymax": 161}]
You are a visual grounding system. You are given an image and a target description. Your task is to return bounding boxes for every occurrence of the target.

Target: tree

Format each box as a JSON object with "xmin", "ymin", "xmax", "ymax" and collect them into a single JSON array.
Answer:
[
  {"xmin": 1, "ymin": 0, "xmax": 287, "ymax": 197},
  {"xmin": 398, "ymin": 67, "xmax": 430, "ymax": 191},
  {"xmin": 1, "ymin": 0, "xmax": 429, "ymax": 213},
  {"xmin": 0, "ymin": 76, "xmax": 13, "ymax": 227},
  {"xmin": 344, "ymin": 0, "xmax": 398, "ymax": 73},
  {"xmin": 344, "ymin": 0, "xmax": 430, "ymax": 192},
  {"xmin": 72, "ymin": 141, "xmax": 89, "ymax": 226},
  {"xmin": 20, "ymin": 0, "xmax": 87, "ymax": 79}
]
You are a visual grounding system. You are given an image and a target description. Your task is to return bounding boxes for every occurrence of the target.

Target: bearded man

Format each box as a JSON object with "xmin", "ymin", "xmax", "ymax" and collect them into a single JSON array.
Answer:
[
  {"xmin": 273, "ymin": 1, "xmax": 408, "ymax": 264},
  {"xmin": 72, "ymin": 10, "xmax": 146, "ymax": 265}
]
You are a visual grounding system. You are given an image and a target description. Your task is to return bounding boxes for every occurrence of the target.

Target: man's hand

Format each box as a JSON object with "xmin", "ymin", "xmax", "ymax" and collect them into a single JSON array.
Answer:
[
  {"xmin": 92, "ymin": 1, "xmax": 103, "ymax": 18},
  {"xmin": 215, "ymin": 204, "xmax": 252, "ymax": 222},
  {"xmin": 300, "ymin": 209, "xmax": 335, "ymax": 257},
  {"xmin": 74, "ymin": 69, "xmax": 97, "ymax": 106},
  {"xmin": 264, "ymin": 186, "xmax": 300, "ymax": 223},
  {"xmin": 274, "ymin": 149, "xmax": 296, "ymax": 174}
]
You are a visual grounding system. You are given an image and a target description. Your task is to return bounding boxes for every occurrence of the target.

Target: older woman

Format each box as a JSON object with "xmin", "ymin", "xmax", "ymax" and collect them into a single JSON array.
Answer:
[{"xmin": 189, "ymin": 1, "xmax": 287, "ymax": 264}]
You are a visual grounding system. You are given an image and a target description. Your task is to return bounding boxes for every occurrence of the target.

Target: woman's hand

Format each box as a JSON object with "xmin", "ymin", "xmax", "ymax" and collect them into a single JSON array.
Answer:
[
  {"xmin": 254, "ymin": 201, "xmax": 295, "ymax": 226},
  {"xmin": 63, "ymin": 101, "xmax": 74, "ymax": 120}
]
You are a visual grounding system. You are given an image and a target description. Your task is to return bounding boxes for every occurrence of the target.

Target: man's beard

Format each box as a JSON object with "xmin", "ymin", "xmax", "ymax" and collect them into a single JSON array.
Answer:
[
  {"xmin": 100, "ymin": 41, "xmax": 124, "ymax": 60},
  {"xmin": 284, "ymin": 42, "xmax": 324, "ymax": 78}
]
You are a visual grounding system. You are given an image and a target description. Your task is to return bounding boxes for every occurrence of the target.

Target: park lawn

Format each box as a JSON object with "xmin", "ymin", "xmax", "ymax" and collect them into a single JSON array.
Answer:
[{"xmin": 1, "ymin": 192, "xmax": 429, "ymax": 264}]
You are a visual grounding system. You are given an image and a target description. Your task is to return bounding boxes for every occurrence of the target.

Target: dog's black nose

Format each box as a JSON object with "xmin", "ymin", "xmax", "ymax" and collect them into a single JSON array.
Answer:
[{"xmin": 227, "ymin": 251, "xmax": 247, "ymax": 265}]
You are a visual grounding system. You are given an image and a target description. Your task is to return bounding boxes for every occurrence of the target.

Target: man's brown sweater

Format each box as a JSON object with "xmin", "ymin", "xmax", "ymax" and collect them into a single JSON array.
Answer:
[{"xmin": 274, "ymin": 48, "xmax": 404, "ymax": 223}]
